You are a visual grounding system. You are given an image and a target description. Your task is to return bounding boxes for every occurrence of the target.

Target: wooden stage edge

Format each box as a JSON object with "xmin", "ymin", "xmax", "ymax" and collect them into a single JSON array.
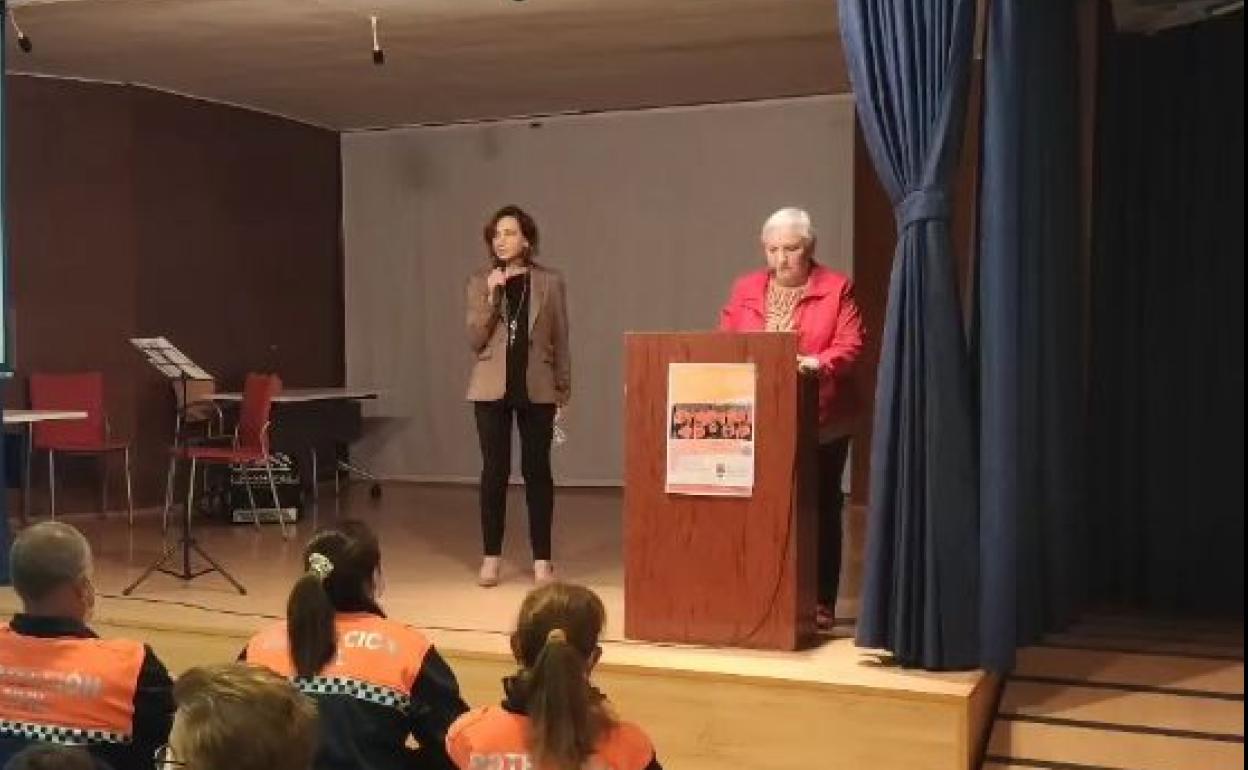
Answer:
[
  {"xmin": 44, "ymin": 599, "xmax": 999, "ymax": 770},
  {"xmin": 2, "ymin": 487, "xmax": 997, "ymax": 770}
]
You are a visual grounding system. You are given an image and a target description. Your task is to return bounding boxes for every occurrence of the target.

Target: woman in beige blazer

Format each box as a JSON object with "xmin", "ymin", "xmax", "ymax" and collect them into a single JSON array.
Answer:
[{"xmin": 466, "ymin": 205, "xmax": 570, "ymax": 588}]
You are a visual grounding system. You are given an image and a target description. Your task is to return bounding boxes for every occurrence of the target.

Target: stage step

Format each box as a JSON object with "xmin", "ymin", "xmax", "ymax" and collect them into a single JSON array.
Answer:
[
  {"xmin": 984, "ymin": 631, "xmax": 1245, "ymax": 770},
  {"xmin": 1062, "ymin": 618, "xmax": 1244, "ymax": 647},
  {"xmin": 985, "ymin": 718, "xmax": 1244, "ymax": 770},
  {"xmin": 999, "ymin": 680, "xmax": 1244, "ymax": 736},
  {"xmin": 1013, "ymin": 647, "xmax": 1244, "ymax": 695},
  {"xmin": 1041, "ymin": 631, "xmax": 1244, "ymax": 659}
]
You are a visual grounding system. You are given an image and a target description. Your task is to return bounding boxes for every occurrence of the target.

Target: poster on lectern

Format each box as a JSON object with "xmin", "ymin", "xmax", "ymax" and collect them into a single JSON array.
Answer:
[{"xmin": 665, "ymin": 362, "xmax": 756, "ymax": 496}]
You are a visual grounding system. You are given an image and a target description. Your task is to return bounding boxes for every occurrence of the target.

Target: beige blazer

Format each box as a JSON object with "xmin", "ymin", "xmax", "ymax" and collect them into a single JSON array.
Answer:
[{"xmin": 465, "ymin": 263, "xmax": 571, "ymax": 405}]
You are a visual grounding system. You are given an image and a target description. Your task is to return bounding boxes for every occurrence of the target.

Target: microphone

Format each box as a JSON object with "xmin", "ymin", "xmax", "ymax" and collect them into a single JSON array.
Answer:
[{"xmin": 490, "ymin": 259, "xmax": 506, "ymax": 302}]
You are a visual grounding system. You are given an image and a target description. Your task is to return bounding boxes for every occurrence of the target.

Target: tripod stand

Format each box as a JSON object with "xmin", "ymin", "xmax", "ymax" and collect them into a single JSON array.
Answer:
[
  {"xmin": 123, "ymin": 337, "xmax": 244, "ymax": 594},
  {"xmin": 123, "ymin": 456, "xmax": 246, "ymax": 595}
]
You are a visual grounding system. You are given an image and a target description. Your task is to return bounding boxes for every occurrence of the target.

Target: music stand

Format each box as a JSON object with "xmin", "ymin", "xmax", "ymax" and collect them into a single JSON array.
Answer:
[
  {"xmin": 129, "ymin": 337, "xmax": 213, "ymax": 407},
  {"xmin": 124, "ymin": 338, "xmax": 246, "ymax": 595}
]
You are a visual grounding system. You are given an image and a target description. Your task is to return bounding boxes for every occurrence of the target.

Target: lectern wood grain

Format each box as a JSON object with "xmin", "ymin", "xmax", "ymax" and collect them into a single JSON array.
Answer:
[{"xmin": 624, "ymin": 332, "xmax": 816, "ymax": 650}]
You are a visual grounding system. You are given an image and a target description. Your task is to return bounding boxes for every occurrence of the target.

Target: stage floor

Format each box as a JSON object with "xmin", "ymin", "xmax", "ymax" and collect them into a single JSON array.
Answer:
[{"xmin": 4, "ymin": 483, "xmax": 991, "ymax": 770}]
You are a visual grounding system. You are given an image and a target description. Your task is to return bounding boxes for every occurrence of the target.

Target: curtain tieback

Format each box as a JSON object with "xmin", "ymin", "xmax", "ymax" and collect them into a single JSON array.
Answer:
[{"xmin": 895, "ymin": 188, "xmax": 951, "ymax": 230}]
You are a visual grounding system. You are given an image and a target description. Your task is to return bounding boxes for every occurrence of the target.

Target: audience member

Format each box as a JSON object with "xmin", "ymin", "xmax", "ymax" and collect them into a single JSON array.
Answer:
[{"xmin": 447, "ymin": 583, "xmax": 662, "ymax": 770}]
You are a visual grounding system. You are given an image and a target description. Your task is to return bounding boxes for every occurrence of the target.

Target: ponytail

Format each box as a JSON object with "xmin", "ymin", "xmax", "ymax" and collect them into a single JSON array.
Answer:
[
  {"xmin": 511, "ymin": 585, "xmax": 615, "ymax": 770},
  {"xmin": 286, "ymin": 554, "xmax": 338, "ymax": 678},
  {"xmin": 285, "ymin": 525, "xmax": 382, "ymax": 678},
  {"xmin": 525, "ymin": 629, "xmax": 601, "ymax": 770}
]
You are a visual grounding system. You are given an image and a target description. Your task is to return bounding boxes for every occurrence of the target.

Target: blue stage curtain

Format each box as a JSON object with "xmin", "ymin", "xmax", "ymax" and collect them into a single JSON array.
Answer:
[
  {"xmin": 974, "ymin": 0, "xmax": 1086, "ymax": 672},
  {"xmin": 840, "ymin": 0, "xmax": 980, "ymax": 669}
]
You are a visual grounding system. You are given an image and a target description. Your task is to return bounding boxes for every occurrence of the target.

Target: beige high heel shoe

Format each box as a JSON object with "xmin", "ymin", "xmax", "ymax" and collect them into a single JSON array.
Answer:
[
  {"xmin": 534, "ymin": 560, "xmax": 556, "ymax": 586},
  {"xmin": 478, "ymin": 556, "xmax": 501, "ymax": 588}
]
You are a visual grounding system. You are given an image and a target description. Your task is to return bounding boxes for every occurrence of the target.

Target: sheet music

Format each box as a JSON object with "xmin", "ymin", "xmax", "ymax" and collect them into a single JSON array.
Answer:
[{"xmin": 129, "ymin": 337, "xmax": 213, "ymax": 380}]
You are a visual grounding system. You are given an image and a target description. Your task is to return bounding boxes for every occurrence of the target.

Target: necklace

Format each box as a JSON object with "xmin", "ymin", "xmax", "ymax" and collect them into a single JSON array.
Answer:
[{"xmin": 502, "ymin": 274, "xmax": 530, "ymax": 347}]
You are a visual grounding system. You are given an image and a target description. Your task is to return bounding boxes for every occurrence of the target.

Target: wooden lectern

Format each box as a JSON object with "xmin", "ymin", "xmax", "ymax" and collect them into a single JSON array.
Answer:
[{"xmin": 623, "ymin": 332, "xmax": 817, "ymax": 650}]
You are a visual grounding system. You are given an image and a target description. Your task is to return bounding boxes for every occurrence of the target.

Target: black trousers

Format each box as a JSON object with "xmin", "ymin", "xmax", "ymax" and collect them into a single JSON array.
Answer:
[
  {"xmin": 473, "ymin": 400, "xmax": 556, "ymax": 560},
  {"xmin": 817, "ymin": 437, "xmax": 852, "ymax": 609}
]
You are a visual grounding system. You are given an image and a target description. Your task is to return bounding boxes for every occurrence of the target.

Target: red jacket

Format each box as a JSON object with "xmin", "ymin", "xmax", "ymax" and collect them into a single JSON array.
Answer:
[{"xmin": 719, "ymin": 264, "xmax": 865, "ymax": 435}]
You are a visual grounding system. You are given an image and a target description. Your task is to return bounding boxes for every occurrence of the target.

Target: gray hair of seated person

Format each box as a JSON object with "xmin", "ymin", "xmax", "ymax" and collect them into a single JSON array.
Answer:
[{"xmin": 9, "ymin": 521, "xmax": 92, "ymax": 604}]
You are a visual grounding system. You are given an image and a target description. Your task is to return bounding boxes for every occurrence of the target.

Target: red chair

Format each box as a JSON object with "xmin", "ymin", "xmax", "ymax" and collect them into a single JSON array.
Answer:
[
  {"xmin": 126, "ymin": 373, "xmax": 285, "ymax": 596},
  {"xmin": 162, "ymin": 372, "xmax": 288, "ymax": 535},
  {"xmin": 30, "ymin": 372, "xmax": 134, "ymax": 524}
]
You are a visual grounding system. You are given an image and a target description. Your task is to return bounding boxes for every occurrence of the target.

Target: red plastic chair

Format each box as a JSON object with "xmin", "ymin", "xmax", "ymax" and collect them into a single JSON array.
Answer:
[
  {"xmin": 30, "ymin": 372, "xmax": 134, "ymax": 524},
  {"xmin": 161, "ymin": 373, "xmax": 288, "ymax": 538}
]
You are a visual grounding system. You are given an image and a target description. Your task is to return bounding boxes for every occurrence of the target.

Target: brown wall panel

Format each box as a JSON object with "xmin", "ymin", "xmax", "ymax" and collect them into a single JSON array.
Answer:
[{"xmin": 5, "ymin": 75, "xmax": 341, "ymax": 508}]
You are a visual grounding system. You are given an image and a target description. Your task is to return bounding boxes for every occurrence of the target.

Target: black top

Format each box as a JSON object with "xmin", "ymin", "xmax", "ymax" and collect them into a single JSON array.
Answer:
[
  {"xmin": 1, "ymin": 615, "xmax": 175, "ymax": 770},
  {"xmin": 503, "ymin": 272, "xmax": 531, "ymax": 405}
]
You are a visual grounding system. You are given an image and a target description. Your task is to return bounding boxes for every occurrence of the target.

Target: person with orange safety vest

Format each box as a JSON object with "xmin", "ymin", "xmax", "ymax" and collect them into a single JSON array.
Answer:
[
  {"xmin": 0, "ymin": 522, "xmax": 174, "ymax": 770},
  {"xmin": 446, "ymin": 583, "xmax": 662, "ymax": 770},
  {"xmin": 243, "ymin": 520, "xmax": 468, "ymax": 770}
]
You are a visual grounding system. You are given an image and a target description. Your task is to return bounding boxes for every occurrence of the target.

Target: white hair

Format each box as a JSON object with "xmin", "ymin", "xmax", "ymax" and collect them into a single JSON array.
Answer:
[{"xmin": 761, "ymin": 207, "xmax": 816, "ymax": 243}]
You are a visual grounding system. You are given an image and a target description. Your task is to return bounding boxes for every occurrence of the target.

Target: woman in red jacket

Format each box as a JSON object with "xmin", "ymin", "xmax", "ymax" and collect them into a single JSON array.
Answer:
[{"xmin": 720, "ymin": 207, "xmax": 866, "ymax": 630}]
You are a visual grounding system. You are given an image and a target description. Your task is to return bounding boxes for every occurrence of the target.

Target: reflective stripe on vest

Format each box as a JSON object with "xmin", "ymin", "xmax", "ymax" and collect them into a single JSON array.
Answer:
[
  {"xmin": 246, "ymin": 613, "xmax": 432, "ymax": 714},
  {"xmin": 0, "ymin": 626, "xmax": 144, "ymax": 746},
  {"xmin": 447, "ymin": 707, "xmax": 656, "ymax": 770}
]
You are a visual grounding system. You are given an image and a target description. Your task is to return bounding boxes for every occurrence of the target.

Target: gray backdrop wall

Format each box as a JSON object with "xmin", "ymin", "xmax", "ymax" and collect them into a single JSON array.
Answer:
[{"xmin": 343, "ymin": 94, "xmax": 855, "ymax": 484}]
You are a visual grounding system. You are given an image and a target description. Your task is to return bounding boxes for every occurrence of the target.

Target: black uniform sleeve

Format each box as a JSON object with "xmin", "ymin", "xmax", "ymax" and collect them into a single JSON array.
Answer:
[
  {"xmin": 129, "ymin": 646, "xmax": 175, "ymax": 770},
  {"xmin": 407, "ymin": 646, "xmax": 469, "ymax": 768}
]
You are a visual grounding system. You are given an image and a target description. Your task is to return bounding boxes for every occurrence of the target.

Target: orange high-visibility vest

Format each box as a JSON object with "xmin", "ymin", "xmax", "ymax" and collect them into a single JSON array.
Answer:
[
  {"xmin": 447, "ymin": 706, "xmax": 655, "ymax": 770},
  {"xmin": 246, "ymin": 612, "xmax": 432, "ymax": 712},
  {"xmin": 0, "ymin": 626, "xmax": 143, "ymax": 747}
]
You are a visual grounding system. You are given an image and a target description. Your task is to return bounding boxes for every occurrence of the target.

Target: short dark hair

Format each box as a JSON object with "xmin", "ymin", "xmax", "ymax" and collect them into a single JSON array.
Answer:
[{"xmin": 483, "ymin": 204, "xmax": 540, "ymax": 261}]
